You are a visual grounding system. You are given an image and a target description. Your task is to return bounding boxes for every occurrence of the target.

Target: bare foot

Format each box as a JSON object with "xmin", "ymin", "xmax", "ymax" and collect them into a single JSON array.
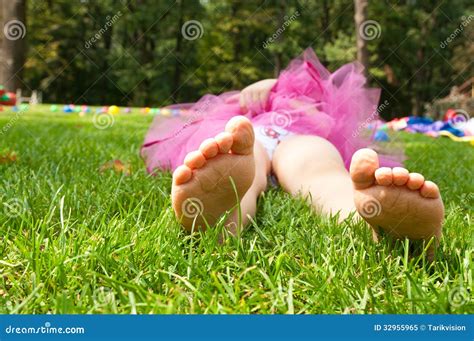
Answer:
[
  {"xmin": 171, "ymin": 116, "xmax": 255, "ymax": 232},
  {"xmin": 350, "ymin": 149, "xmax": 444, "ymax": 256}
]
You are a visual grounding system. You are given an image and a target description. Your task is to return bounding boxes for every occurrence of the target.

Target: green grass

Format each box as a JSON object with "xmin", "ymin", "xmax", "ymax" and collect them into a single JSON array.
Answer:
[{"xmin": 0, "ymin": 105, "xmax": 472, "ymax": 314}]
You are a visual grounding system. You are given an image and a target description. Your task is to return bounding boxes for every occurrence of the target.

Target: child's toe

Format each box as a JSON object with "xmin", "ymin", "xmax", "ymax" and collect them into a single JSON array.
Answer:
[
  {"xmin": 199, "ymin": 138, "xmax": 219, "ymax": 159},
  {"xmin": 173, "ymin": 165, "xmax": 193, "ymax": 185},
  {"xmin": 407, "ymin": 173, "xmax": 424, "ymax": 190},
  {"xmin": 225, "ymin": 116, "xmax": 255, "ymax": 155},
  {"xmin": 420, "ymin": 181, "xmax": 440, "ymax": 199},
  {"xmin": 184, "ymin": 150, "xmax": 206, "ymax": 169},
  {"xmin": 374, "ymin": 167, "xmax": 393, "ymax": 186},
  {"xmin": 215, "ymin": 132, "xmax": 233, "ymax": 153},
  {"xmin": 392, "ymin": 167, "xmax": 409, "ymax": 186},
  {"xmin": 350, "ymin": 148, "xmax": 379, "ymax": 189}
]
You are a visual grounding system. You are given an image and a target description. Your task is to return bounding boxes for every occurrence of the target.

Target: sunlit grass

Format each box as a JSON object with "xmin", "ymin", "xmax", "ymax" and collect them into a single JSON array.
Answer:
[{"xmin": 0, "ymin": 105, "xmax": 472, "ymax": 313}]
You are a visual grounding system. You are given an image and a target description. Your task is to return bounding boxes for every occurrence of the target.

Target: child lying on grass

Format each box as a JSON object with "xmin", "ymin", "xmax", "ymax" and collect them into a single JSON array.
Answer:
[{"xmin": 141, "ymin": 49, "xmax": 444, "ymax": 258}]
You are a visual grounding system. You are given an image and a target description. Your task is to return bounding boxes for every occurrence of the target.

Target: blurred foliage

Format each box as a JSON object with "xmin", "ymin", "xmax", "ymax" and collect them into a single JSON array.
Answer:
[{"xmin": 23, "ymin": 0, "xmax": 473, "ymax": 119}]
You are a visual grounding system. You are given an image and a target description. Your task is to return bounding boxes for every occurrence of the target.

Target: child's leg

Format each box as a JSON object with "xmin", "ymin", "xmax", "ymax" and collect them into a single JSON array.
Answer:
[
  {"xmin": 272, "ymin": 135, "xmax": 444, "ymax": 250},
  {"xmin": 273, "ymin": 135, "xmax": 356, "ymax": 218},
  {"xmin": 172, "ymin": 116, "xmax": 269, "ymax": 233}
]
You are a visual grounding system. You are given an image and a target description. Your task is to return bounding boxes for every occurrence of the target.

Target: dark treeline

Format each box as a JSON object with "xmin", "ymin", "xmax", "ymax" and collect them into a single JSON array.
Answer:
[{"xmin": 6, "ymin": 0, "xmax": 474, "ymax": 119}]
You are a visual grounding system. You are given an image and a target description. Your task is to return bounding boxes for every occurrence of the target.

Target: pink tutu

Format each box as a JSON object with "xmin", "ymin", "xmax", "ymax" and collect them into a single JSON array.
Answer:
[{"xmin": 141, "ymin": 48, "xmax": 400, "ymax": 173}]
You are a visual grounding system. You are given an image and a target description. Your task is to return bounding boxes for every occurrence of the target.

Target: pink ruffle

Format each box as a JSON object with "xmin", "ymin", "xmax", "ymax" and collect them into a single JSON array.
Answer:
[{"xmin": 141, "ymin": 48, "xmax": 400, "ymax": 172}]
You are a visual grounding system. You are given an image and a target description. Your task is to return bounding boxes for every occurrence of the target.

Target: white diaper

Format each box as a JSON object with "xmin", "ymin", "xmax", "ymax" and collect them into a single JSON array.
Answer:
[{"xmin": 254, "ymin": 125, "xmax": 294, "ymax": 159}]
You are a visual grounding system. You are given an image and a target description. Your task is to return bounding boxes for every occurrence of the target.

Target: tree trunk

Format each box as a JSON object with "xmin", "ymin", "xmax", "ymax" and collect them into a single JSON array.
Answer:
[
  {"xmin": 354, "ymin": 0, "xmax": 369, "ymax": 78},
  {"xmin": 231, "ymin": 2, "xmax": 241, "ymax": 63},
  {"xmin": 322, "ymin": 0, "xmax": 331, "ymax": 43},
  {"xmin": 273, "ymin": 0, "xmax": 286, "ymax": 77},
  {"xmin": 412, "ymin": 13, "xmax": 435, "ymax": 116},
  {"xmin": 0, "ymin": 0, "xmax": 27, "ymax": 92},
  {"xmin": 172, "ymin": 0, "xmax": 184, "ymax": 103}
]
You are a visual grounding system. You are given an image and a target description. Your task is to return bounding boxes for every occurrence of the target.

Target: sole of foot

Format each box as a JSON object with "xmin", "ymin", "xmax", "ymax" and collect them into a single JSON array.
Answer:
[
  {"xmin": 171, "ymin": 116, "xmax": 255, "ymax": 232},
  {"xmin": 350, "ymin": 148, "xmax": 444, "ymax": 259}
]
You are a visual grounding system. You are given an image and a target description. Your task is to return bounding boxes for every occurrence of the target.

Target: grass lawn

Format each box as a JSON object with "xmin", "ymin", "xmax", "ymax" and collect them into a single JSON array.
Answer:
[{"xmin": 0, "ymin": 105, "xmax": 472, "ymax": 314}]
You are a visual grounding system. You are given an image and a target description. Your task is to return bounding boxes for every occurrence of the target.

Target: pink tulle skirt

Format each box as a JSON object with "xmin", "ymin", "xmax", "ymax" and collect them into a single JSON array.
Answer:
[{"xmin": 141, "ymin": 48, "xmax": 400, "ymax": 173}]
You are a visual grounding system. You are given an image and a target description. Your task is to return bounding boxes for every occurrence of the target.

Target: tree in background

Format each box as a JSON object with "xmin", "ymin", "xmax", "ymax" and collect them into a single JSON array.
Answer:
[
  {"xmin": 13, "ymin": 0, "xmax": 473, "ymax": 119},
  {"xmin": 371, "ymin": 1, "xmax": 471, "ymax": 116},
  {"xmin": 0, "ymin": 0, "xmax": 27, "ymax": 91},
  {"xmin": 354, "ymin": 0, "xmax": 369, "ymax": 78}
]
